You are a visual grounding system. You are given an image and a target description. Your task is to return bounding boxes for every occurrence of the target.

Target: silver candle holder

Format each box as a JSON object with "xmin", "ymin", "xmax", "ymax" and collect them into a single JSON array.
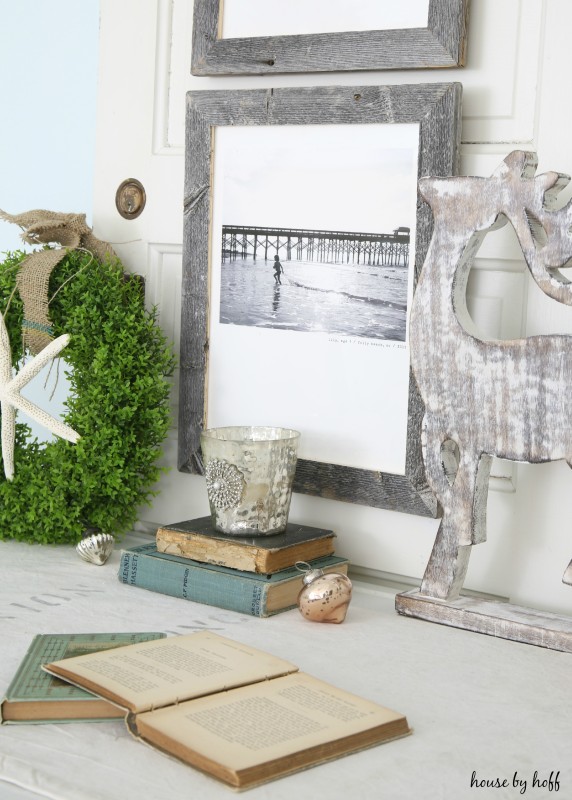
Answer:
[{"xmin": 201, "ymin": 426, "xmax": 300, "ymax": 536}]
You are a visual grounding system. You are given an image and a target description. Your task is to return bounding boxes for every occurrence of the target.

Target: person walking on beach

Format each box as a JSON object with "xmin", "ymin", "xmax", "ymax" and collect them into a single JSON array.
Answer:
[{"xmin": 273, "ymin": 254, "xmax": 284, "ymax": 285}]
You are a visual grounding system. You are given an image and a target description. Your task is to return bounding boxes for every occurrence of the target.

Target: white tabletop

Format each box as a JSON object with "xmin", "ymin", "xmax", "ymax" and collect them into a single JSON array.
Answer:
[{"xmin": 1, "ymin": 532, "xmax": 570, "ymax": 800}]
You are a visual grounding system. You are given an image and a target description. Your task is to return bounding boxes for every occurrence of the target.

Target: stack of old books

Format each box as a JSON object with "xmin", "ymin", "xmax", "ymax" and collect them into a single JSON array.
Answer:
[{"xmin": 117, "ymin": 517, "xmax": 349, "ymax": 617}]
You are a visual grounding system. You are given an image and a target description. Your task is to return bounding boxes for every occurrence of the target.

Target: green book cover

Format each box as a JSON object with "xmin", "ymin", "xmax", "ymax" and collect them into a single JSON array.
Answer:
[
  {"xmin": 118, "ymin": 544, "xmax": 349, "ymax": 618},
  {"xmin": 1, "ymin": 631, "xmax": 165, "ymax": 724}
]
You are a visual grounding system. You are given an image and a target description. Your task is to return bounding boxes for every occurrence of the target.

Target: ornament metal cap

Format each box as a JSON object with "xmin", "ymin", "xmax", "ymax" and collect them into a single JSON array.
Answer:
[{"xmin": 302, "ymin": 568, "xmax": 325, "ymax": 585}]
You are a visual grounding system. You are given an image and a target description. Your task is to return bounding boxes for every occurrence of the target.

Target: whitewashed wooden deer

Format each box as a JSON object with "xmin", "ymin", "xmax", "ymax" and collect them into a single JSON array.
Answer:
[{"xmin": 409, "ymin": 151, "xmax": 572, "ymax": 603}]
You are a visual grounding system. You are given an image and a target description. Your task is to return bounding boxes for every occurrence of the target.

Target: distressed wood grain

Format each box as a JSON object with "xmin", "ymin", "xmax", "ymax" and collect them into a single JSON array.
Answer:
[
  {"xmin": 179, "ymin": 83, "xmax": 462, "ymax": 515},
  {"xmin": 191, "ymin": 0, "xmax": 470, "ymax": 75},
  {"xmin": 396, "ymin": 591, "xmax": 572, "ymax": 653},
  {"xmin": 397, "ymin": 150, "xmax": 572, "ymax": 651}
]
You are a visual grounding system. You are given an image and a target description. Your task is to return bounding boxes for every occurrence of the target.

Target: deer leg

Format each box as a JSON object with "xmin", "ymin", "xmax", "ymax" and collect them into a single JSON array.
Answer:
[
  {"xmin": 420, "ymin": 520, "xmax": 472, "ymax": 601},
  {"xmin": 420, "ymin": 427, "xmax": 491, "ymax": 600}
]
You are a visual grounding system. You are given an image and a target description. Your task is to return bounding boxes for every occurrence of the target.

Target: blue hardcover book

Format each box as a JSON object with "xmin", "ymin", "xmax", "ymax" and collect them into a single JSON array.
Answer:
[{"xmin": 118, "ymin": 544, "xmax": 349, "ymax": 617}]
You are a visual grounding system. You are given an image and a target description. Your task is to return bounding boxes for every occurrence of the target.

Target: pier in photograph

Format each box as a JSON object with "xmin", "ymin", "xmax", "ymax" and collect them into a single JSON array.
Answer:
[{"xmin": 222, "ymin": 225, "xmax": 410, "ymax": 267}]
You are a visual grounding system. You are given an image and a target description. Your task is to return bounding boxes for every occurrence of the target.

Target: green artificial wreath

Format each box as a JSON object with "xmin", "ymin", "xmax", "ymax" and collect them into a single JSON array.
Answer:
[{"xmin": 0, "ymin": 248, "xmax": 175, "ymax": 544}]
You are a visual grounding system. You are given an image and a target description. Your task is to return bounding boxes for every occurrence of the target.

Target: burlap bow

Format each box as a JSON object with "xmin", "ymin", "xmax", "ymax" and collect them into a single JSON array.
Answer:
[{"xmin": 0, "ymin": 210, "xmax": 117, "ymax": 353}]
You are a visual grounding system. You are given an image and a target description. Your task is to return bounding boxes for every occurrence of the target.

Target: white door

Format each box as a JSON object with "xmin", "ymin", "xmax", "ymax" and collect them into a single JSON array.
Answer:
[
  {"xmin": 94, "ymin": 0, "xmax": 198, "ymax": 526},
  {"xmin": 94, "ymin": 0, "xmax": 572, "ymax": 614}
]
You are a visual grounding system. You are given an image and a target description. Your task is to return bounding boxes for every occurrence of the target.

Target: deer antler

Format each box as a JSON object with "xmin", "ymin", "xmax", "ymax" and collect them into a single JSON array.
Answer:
[{"xmin": 497, "ymin": 152, "xmax": 572, "ymax": 305}]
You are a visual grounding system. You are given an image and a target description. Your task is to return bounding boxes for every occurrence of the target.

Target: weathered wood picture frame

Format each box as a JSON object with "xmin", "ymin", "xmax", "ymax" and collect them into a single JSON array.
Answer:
[
  {"xmin": 191, "ymin": 0, "xmax": 470, "ymax": 75},
  {"xmin": 179, "ymin": 83, "xmax": 462, "ymax": 516}
]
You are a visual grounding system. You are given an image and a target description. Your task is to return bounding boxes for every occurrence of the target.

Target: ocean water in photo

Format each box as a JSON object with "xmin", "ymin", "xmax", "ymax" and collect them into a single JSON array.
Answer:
[{"xmin": 219, "ymin": 256, "xmax": 409, "ymax": 341}]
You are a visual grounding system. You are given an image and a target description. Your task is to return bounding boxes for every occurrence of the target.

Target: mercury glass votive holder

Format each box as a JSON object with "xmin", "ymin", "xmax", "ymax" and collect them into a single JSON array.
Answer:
[{"xmin": 200, "ymin": 426, "xmax": 300, "ymax": 536}]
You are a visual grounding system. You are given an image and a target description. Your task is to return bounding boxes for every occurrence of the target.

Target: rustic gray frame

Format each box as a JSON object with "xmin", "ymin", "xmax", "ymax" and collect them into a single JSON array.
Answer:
[
  {"xmin": 191, "ymin": 0, "xmax": 469, "ymax": 75},
  {"xmin": 180, "ymin": 83, "xmax": 462, "ymax": 516}
]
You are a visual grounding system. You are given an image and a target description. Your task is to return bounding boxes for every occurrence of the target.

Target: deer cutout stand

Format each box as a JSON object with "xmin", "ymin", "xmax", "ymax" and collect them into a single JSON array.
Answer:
[{"xmin": 395, "ymin": 151, "xmax": 572, "ymax": 652}]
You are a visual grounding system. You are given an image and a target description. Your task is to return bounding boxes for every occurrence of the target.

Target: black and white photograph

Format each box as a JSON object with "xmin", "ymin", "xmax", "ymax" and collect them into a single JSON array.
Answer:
[
  {"xmin": 217, "ymin": 125, "xmax": 415, "ymax": 342},
  {"xmin": 219, "ymin": 223, "xmax": 410, "ymax": 341},
  {"xmin": 207, "ymin": 123, "xmax": 419, "ymax": 474}
]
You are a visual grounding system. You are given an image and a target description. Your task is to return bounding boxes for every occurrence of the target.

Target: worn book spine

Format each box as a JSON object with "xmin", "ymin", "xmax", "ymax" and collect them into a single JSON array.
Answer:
[
  {"xmin": 155, "ymin": 517, "xmax": 336, "ymax": 573},
  {"xmin": 118, "ymin": 550, "xmax": 284, "ymax": 617}
]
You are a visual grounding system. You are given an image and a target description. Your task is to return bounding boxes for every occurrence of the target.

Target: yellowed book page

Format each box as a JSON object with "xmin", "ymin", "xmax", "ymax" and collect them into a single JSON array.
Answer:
[
  {"xmin": 135, "ymin": 672, "xmax": 410, "ymax": 785},
  {"xmin": 158, "ymin": 534, "xmax": 259, "ymax": 571},
  {"xmin": 43, "ymin": 632, "xmax": 298, "ymax": 714}
]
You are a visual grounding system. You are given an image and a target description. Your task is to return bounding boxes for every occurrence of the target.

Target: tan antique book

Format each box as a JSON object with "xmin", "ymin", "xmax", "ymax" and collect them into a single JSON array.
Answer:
[
  {"xmin": 155, "ymin": 516, "xmax": 336, "ymax": 573},
  {"xmin": 43, "ymin": 631, "xmax": 410, "ymax": 789}
]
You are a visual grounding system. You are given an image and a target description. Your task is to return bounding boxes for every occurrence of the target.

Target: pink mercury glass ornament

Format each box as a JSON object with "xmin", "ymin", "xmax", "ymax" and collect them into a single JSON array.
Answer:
[{"xmin": 296, "ymin": 563, "xmax": 352, "ymax": 623}]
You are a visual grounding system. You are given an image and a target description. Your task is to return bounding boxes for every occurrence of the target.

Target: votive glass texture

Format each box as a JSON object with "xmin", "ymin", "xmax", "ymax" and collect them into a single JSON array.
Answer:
[{"xmin": 201, "ymin": 426, "xmax": 300, "ymax": 536}]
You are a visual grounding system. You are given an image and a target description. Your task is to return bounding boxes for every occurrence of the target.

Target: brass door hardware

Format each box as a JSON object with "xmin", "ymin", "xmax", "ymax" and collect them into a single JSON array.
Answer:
[{"xmin": 115, "ymin": 178, "xmax": 146, "ymax": 219}]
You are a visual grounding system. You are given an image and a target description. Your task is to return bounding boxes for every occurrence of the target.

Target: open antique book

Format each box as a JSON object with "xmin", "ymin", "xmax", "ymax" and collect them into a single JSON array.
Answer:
[{"xmin": 43, "ymin": 632, "xmax": 410, "ymax": 789}]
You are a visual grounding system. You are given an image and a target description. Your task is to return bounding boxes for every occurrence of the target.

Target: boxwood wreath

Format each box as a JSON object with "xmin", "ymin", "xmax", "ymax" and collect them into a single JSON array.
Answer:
[{"xmin": 0, "ymin": 248, "xmax": 175, "ymax": 545}]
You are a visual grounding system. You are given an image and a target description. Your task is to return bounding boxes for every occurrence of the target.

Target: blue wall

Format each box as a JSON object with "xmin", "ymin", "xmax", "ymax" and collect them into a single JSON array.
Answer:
[{"xmin": 0, "ymin": 0, "xmax": 99, "ymax": 253}]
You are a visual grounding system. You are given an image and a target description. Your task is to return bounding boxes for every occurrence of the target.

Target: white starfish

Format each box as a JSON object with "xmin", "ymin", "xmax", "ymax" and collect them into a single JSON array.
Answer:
[{"xmin": 0, "ymin": 314, "xmax": 80, "ymax": 481}]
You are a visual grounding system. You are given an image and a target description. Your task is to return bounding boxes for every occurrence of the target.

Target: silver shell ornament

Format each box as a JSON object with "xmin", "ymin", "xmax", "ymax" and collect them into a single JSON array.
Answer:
[
  {"xmin": 297, "ymin": 564, "xmax": 353, "ymax": 623},
  {"xmin": 76, "ymin": 532, "xmax": 115, "ymax": 565}
]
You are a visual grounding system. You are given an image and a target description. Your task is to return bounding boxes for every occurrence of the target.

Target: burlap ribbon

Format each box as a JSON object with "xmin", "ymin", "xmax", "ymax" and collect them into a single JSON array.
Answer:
[{"xmin": 0, "ymin": 210, "xmax": 117, "ymax": 353}]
